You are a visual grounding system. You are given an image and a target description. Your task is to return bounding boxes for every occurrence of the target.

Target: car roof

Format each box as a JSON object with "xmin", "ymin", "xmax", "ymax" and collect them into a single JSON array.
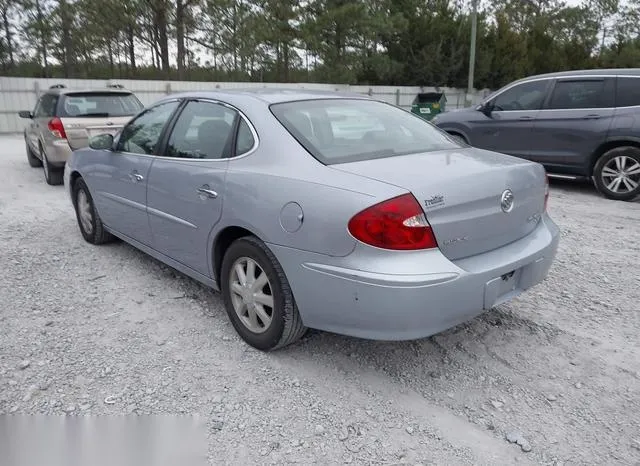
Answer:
[
  {"xmin": 517, "ymin": 68, "xmax": 640, "ymax": 83},
  {"xmin": 159, "ymin": 88, "xmax": 373, "ymax": 105}
]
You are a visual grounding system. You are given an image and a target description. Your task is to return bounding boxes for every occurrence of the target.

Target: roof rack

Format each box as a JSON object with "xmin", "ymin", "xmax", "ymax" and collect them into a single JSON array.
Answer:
[
  {"xmin": 106, "ymin": 83, "xmax": 125, "ymax": 89},
  {"xmin": 49, "ymin": 84, "xmax": 66, "ymax": 89}
]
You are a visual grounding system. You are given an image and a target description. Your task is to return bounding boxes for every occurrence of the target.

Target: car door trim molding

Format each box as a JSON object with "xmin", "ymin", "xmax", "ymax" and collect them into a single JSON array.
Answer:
[
  {"xmin": 147, "ymin": 205, "xmax": 198, "ymax": 229},
  {"xmin": 100, "ymin": 191, "xmax": 147, "ymax": 213}
]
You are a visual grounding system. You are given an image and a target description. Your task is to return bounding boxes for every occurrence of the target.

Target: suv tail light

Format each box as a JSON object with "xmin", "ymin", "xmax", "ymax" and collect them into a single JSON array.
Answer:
[
  {"xmin": 544, "ymin": 173, "xmax": 549, "ymax": 211},
  {"xmin": 348, "ymin": 193, "xmax": 438, "ymax": 250},
  {"xmin": 48, "ymin": 117, "xmax": 67, "ymax": 139}
]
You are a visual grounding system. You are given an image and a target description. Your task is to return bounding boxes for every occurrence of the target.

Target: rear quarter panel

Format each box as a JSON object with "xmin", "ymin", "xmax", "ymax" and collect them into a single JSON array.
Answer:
[
  {"xmin": 606, "ymin": 106, "xmax": 640, "ymax": 146},
  {"xmin": 218, "ymin": 103, "xmax": 404, "ymax": 257}
]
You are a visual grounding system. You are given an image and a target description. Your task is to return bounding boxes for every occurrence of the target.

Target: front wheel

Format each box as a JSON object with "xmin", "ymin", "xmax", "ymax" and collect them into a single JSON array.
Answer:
[
  {"xmin": 593, "ymin": 147, "xmax": 640, "ymax": 201},
  {"xmin": 72, "ymin": 177, "xmax": 113, "ymax": 245},
  {"xmin": 220, "ymin": 236, "xmax": 307, "ymax": 351}
]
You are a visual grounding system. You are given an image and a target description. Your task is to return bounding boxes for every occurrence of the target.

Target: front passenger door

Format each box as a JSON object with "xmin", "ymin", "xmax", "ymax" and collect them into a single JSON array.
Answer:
[
  {"xmin": 86, "ymin": 100, "xmax": 181, "ymax": 245},
  {"xmin": 471, "ymin": 79, "xmax": 551, "ymax": 159},
  {"xmin": 147, "ymin": 100, "xmax": 242, "ymax": 277}
]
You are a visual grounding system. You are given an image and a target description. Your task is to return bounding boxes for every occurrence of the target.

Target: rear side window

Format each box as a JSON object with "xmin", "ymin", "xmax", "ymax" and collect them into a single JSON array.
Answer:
[
  {"xmin": 59, "ymin": 92, "xmax": 144, "ymax": 117},
  {"xmin": 235, "ymin": 119, "xmax": 256, "ymax": 156},
  {"xmin": 165, "ymin": 100, "xmax": 237, "ymax": 159},
  {"xmin": 615, "ymin": 77, "xmax": 640, "ymax": 108},
  {"xmin": 547, "ymin": 80, "xmax": 612, "ymax": 109},
  {"xmin": 270, "ymin": 99, "xmax": 458, "ymax": 165},
  {"xmin": 35, "ymin": 94, "xmax": 58, "ymax": 118}
]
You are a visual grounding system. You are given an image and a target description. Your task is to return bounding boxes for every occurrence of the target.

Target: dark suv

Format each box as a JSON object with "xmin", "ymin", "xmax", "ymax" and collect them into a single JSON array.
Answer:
[{"xmin": 432, "ymin": 69, "xmax": 640, "ymax": 201}]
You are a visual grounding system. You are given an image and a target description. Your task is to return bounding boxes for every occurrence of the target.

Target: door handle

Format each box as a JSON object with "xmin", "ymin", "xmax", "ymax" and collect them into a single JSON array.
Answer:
[
  {"xmin": 197, "ymin": 186, "xmax": 218, "ymax": 199},
  {"xmin": 583, "ymin": 114, "xmax": 600, "ymax": 119},
  {"xmin": 518, "ymin": 116, "xmax": 534, "ymax": 120},
  {"xmin": 129, "ymin": 172, "xmax": 144, "ymax": 182}
]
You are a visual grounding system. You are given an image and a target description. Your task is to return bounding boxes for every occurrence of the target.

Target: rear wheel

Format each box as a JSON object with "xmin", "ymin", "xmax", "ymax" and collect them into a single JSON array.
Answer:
[
  {"xmin": 220, "ymin": 236, "xmax": 306, "ymax": 351},
  {"xmin": 26, "ymin": 140, "xmax": 42, "ymax": 167},
  {"xmin": 593, "ymin": 147, "xmax": 640, "ymax": 201},
  {"xmin": 72, "ymin": 177, "xmax": 113, "ymax": 245},
  {"xmin": 41, "ymin": 145, "xmax": 63, "ymax": 186}
]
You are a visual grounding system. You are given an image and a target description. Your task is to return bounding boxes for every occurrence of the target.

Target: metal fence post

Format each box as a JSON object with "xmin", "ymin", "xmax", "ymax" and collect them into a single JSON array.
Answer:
[
  {"xmin": 395, "ymin": 89, "xmax": 400, "ymax": 106},
  {"xmin": 165, "ymin": 83, "xmax": 172, "ymax": 95},
  {"xmin": 34, "ymin": 81, "xmax": 41, "ymax": 99}
]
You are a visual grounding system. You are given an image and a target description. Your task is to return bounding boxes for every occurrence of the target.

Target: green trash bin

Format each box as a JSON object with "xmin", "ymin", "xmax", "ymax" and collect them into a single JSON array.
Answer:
[{"xmin": 410, "ymin": 92, "xmax": 447, "ymax": 121}]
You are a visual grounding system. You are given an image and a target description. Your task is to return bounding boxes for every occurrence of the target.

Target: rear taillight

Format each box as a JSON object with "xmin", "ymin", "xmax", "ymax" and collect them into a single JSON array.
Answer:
[
  {"xmin": 347, "ymin": 193, "xmax": 438, "ymax": 250},
  {"xmin": 544, "ymin": 174, "xmax": 549, "ymax": 211},
  {"xmin": 48, "ymin": 117, "xmax": 67, "ymax": 139}
]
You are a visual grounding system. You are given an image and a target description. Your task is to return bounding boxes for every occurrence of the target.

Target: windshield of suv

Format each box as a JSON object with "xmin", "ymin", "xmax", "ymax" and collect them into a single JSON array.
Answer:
[
  {"xmin": 270, "ymin": 99, "xmax": 459, "ymax": 165},
  {"xmin": 59, "ymin": 92, "xmax": 144, "ymax": 118}
]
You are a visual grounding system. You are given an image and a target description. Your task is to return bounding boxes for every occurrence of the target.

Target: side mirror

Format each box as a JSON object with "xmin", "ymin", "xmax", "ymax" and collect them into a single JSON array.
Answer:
[
  {"xmin": 18, "ymin": 110, "xmax": 33, "ymax": 119},
  {"xmin": 89, "ymin": 133, "xmax": 115, "ymax": 151},
  {"xmin": 478, "ymin": 102, "xmax": 493, "ymax": 117}
]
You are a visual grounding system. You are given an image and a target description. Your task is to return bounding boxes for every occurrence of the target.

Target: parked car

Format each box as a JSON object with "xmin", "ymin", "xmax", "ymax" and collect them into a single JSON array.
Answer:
[
  {"xmin": 19, "ymin": 84, "xmax": 144, "ymax": 185},
  {"xmin": 63, "ymin": 90, "xmax": 559, "ymax": 351},
  {"xmin": 431, "ymin": 69, "xmax": 640, "ymax": 201}
]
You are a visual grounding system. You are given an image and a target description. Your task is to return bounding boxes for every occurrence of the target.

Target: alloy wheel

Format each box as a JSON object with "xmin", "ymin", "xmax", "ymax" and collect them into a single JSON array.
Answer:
[
  {"xmin": 600, "ymin": 155, "xmax": 640, "ymax": 194},
  {"xmin": 229, "ymin": 257, "xmax": 274, "ymax": 334},
  {"xmin": 76, "ymin": 189, "xmax": 94, "ymax": 235}
]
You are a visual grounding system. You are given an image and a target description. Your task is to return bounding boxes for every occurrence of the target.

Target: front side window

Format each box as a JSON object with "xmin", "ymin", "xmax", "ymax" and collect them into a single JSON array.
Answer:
[
  {"xmin": 615, "ymin": 77, "xmax": 640, "ymax": 108},
  {"xmin": 59, "ymin": 92, "xmax": 144, "ymax": 117},
  {"xmin": 116, "ymin": 100, "xmax": 180, "ymax": 155},
  {"xmin": 165, "ymin": 101, "xmax": 237, "ymax": 159},
  {"xmin": 547, "ymin": 80, "xmax": 607, "ymax": 109},
  {"xmin": 35, "ymin": 94, "xmax": 58, "ymax": 118},
  {"xmin": 492, "ymin": 80, "xmax": 549, "ymax": 111},
  {"xmin": 270, "ymin": 99, "xmax": 458, "ymax": 165}
]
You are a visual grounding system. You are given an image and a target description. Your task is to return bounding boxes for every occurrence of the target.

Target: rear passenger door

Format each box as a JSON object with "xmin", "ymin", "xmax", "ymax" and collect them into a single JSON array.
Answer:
[
  {"xmin": 530, "ymin": 77, "xmax": 615, "ymax": 175},
  {"xmin": 146, "ymin": 99, "xmax": 248, "ymax": 278},
  {"xmin": 609, "ymin": 76, "xmax": 640, "ymax": 146}
]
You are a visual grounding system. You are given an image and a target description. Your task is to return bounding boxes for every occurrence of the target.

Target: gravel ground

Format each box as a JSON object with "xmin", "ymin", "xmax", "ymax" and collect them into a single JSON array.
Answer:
[{"xmin": 1, "ymin": 135, "xmax": 639, "ymax": 465}]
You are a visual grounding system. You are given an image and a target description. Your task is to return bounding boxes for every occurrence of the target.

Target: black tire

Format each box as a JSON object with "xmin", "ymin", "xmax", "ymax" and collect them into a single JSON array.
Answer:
[
  {"xmin": 41, "ymin": 145, "xmax": 63, "ymax": 186},
  {"xmin": 26, "ymin": 140, "xmax": 42, "ymax": 167},
  {"xmin": 72, "ymin": 177, "xmax": 113, "ymax": 245},
  {"xmin": 220, "ymin": 236, "xmax": 307, "ymax": 351},
  {"xmin": 593, "ymin": 147, "xmax": 640, "ymax": 201}
]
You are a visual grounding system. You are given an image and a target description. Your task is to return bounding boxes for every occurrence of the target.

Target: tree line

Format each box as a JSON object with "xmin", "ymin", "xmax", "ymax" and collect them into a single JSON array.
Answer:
[{"xmin": 0, "ymin": 0, "xmax": 638, "ymax": 90}]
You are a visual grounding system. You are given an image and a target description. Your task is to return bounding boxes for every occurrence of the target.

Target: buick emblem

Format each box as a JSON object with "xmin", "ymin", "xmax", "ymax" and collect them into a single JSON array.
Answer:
[{"xmin": 500, "ymin": 189, "xmax": 515, "ymax": 213}]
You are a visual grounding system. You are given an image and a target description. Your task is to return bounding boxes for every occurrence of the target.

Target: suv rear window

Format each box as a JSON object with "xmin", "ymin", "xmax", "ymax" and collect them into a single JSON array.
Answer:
[
  {"xmin": 58, "ymin": 92, "xmax": 144, "ymax": 118},
  {"xmin": 270, "ymin": 99, "xmax": 458, "ymax": 165}
]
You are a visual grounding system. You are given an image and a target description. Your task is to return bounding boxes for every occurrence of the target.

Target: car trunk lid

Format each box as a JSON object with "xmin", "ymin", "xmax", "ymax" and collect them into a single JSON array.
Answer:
[
  {"xmin": 61, "ymin": 115, "xmax": 131, "ymax": 150},
  {"xmin": 331, "ymin": 148, "xmax": 547, "ymax": 261}
]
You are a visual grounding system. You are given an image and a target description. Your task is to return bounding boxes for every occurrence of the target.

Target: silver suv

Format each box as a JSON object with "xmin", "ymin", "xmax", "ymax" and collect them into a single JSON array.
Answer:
[
  {"xmin": 19, "ymin": 84, "xmax": 144, "ymax": 185},
  {"xmin": 432, "ymin": 69, "xmax": 640, "ymax": 201}
]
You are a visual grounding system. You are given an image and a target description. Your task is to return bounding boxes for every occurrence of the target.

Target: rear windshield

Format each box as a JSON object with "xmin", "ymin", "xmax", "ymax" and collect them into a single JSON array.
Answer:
[
  {"xmin": 270, "ymin": 99, "xmax": 459, "ymax": 165},
  {"xmin": 58, "ymin": 92, "xmax": 144, "ymax": 118}
]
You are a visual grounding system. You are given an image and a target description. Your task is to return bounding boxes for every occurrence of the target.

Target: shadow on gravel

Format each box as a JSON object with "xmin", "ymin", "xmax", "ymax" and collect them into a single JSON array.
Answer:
[{"xmin": 549, "ymin": 177, "xmax": 640, "ymax": 202}]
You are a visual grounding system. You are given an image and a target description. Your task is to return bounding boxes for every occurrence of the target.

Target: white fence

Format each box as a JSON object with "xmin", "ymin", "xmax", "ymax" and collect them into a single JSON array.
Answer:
[{"xmin": 0, "ymin": 76, "xmax": 492, "ymax": 134}]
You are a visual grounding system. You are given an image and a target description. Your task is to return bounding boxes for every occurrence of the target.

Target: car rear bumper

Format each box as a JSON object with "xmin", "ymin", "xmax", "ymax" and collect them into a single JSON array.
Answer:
[
  {"xmin": 44, "ymin": 139, "xmax": 73, "ymax": 165},
  {"xmin": 267, "ymin": 215, "xmax": 560, "ymax": 341}
]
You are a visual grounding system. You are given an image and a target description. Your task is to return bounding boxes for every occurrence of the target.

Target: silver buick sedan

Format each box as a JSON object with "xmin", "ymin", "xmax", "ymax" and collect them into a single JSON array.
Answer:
[{"xmin": 64, "ymin": 89, "xmax": 560, "ymax": 351}]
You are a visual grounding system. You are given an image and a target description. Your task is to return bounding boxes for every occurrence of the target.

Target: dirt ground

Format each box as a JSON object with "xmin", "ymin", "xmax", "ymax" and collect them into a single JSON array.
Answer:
[{"xmin": 1, "ymin": 136, "xmax": 639, "ymax": 465}]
